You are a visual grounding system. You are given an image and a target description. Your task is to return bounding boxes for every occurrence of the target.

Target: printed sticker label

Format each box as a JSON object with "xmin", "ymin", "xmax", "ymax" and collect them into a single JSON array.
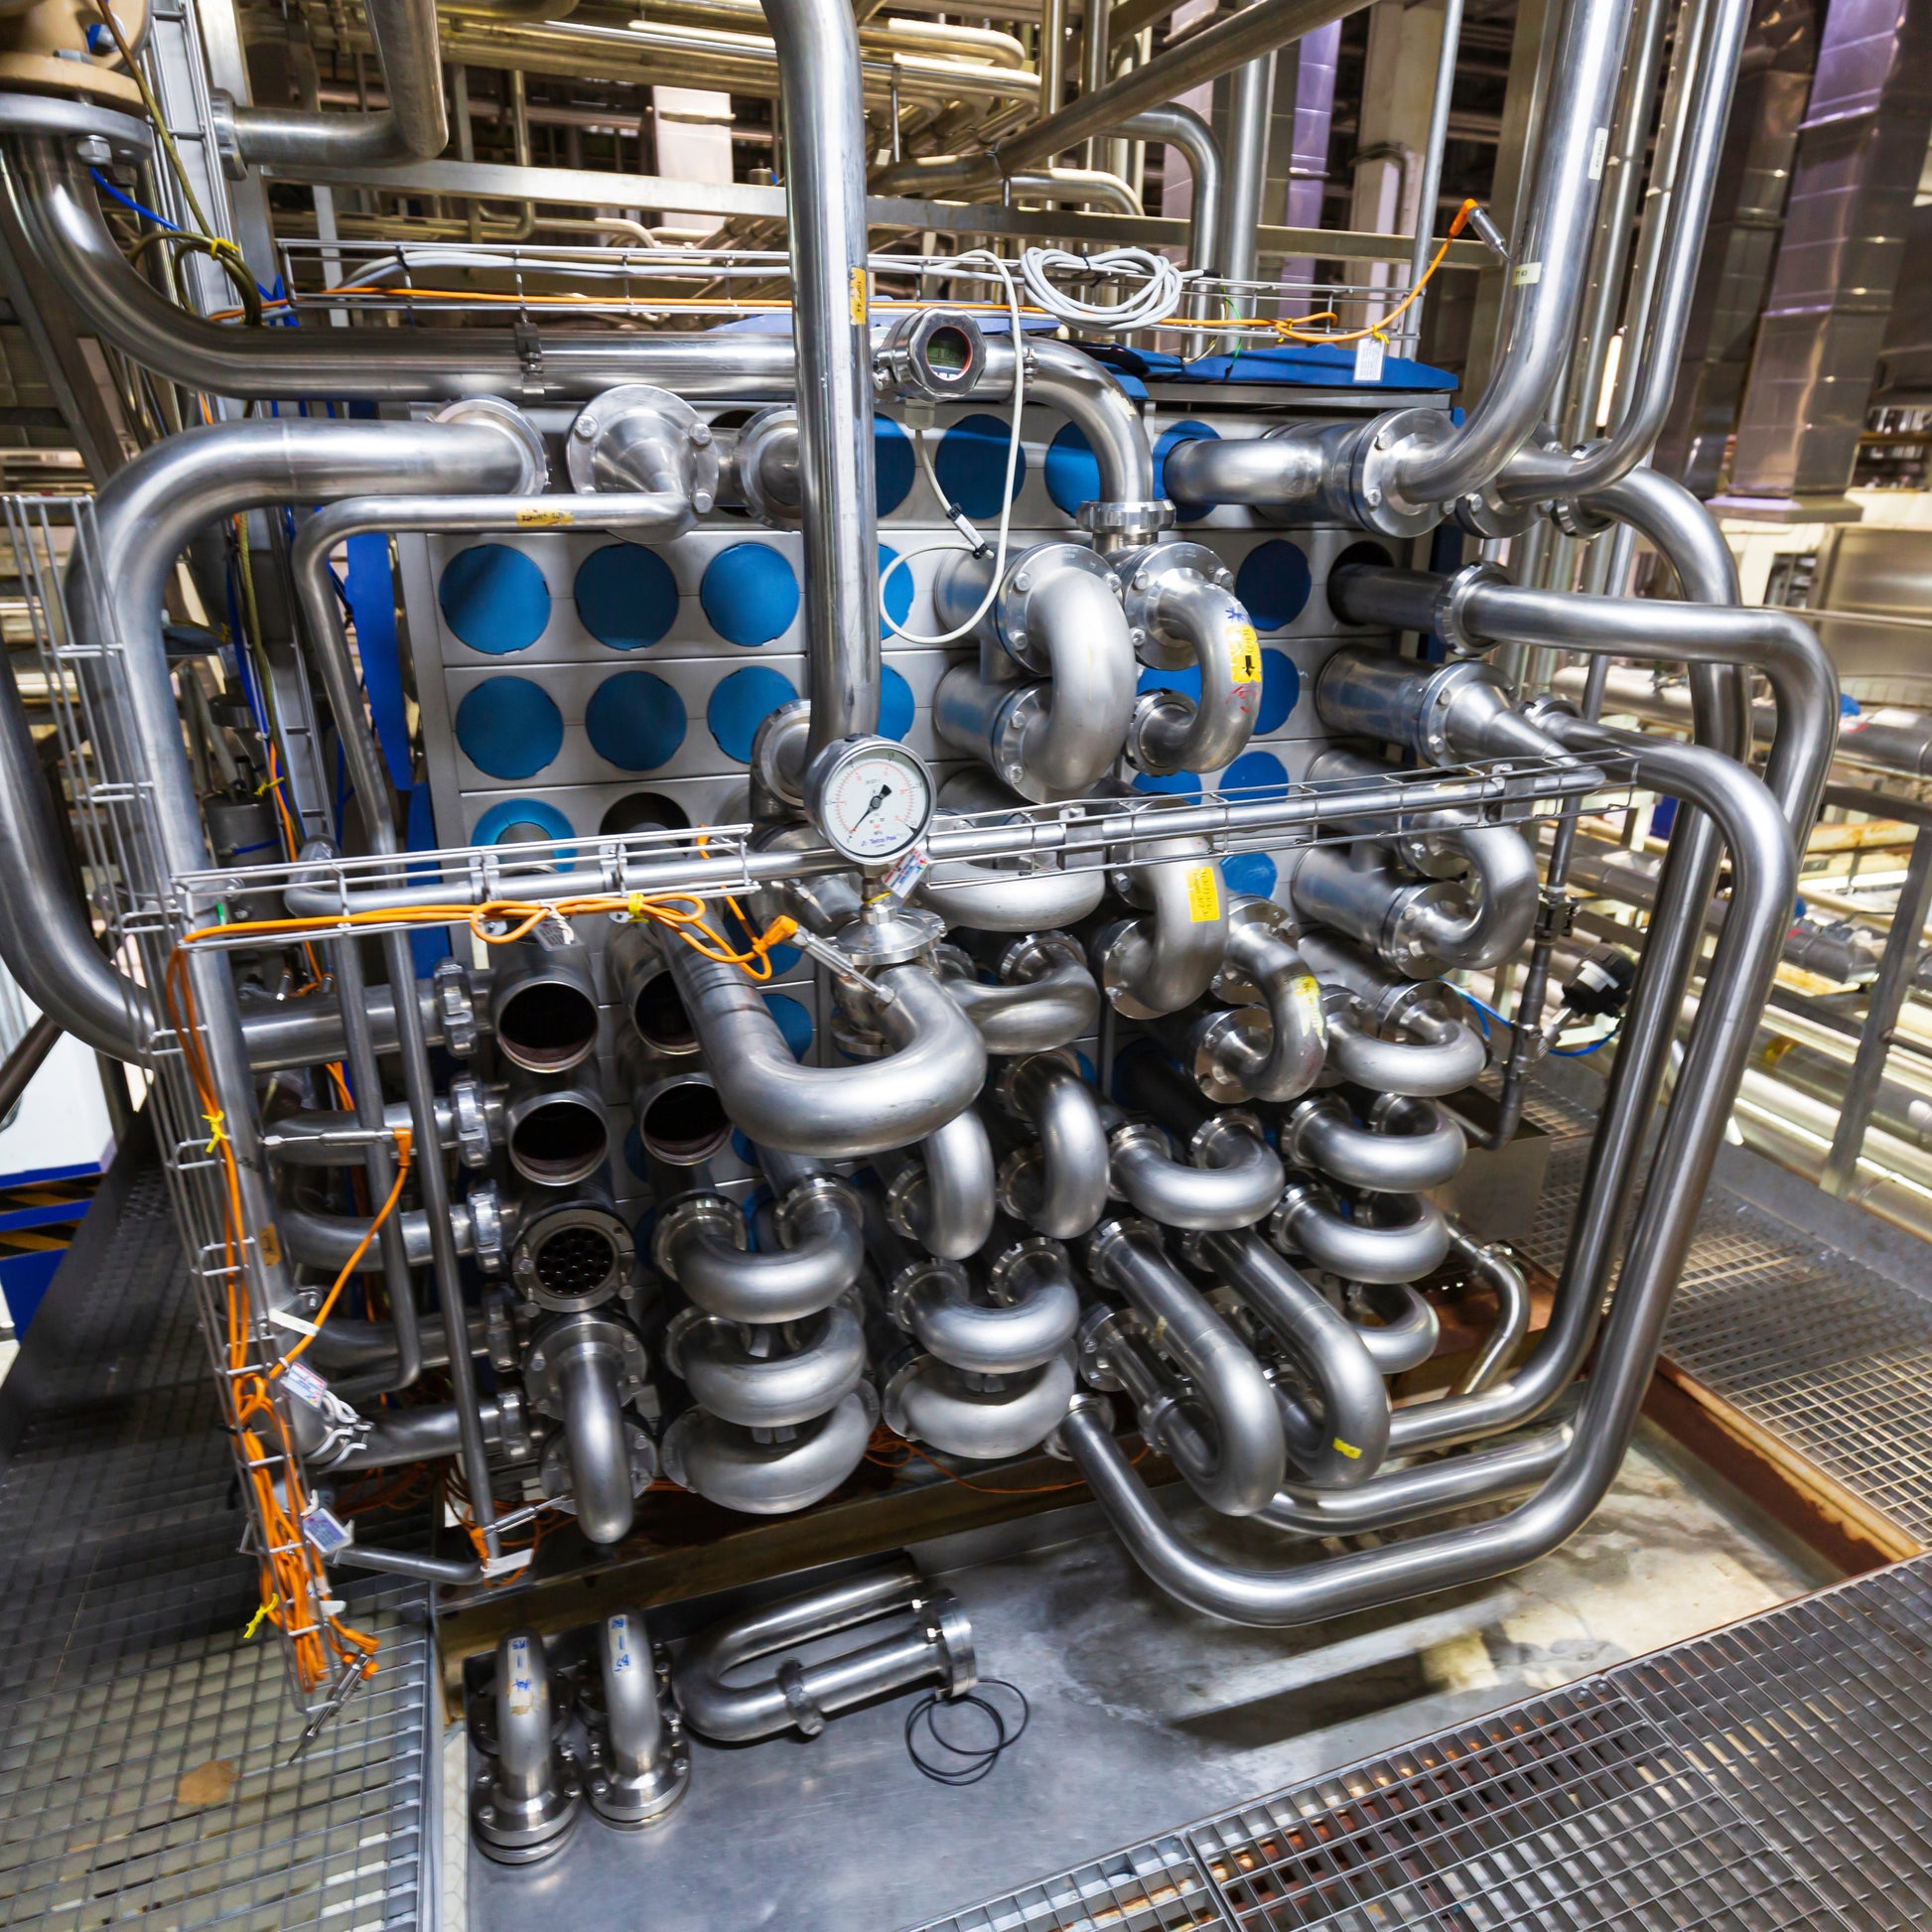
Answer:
[
  {"xmin": 1352, "ymin": 335, "xmax": 1386, "ymax": 383},
  {"xmin": 506, "ymin": 1634, "xmax": 538, "ymax": 1717},
  {"xmin": 1227, "ymin": 618, "xmax": 1262, "ymax": 685},
  {"xmin": 515, "ymin": 506, "xmax": 577, "ymax": 528},
  {"xmin": 849, "ymin": 265, "xmax": 869, "ymax": 328},
  {"xmin": 1185, "ymin": 864, "xmax": 1220, "ymax": 923}
]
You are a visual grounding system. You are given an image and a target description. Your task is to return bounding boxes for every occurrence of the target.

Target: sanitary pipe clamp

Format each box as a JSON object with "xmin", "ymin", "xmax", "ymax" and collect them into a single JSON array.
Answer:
[
  {"xmin": 524, "ymin": 1310, "xmax": 651, "ymax": 1414},
  {"xmin": 1109, "ymin": 540, "xmax": 1236, "ymax": 667}
]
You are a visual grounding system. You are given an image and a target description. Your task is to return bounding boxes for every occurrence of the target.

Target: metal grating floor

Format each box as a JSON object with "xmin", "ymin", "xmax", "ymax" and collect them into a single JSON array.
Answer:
[
  {"xmin": 915, "ymin": 1554, "xmax": 1932, "ymax": 1932},
  {"xmin": 0, "ymin": 1140, "xmax": 434, "ymax": 1932},
  {"xmin": 1518, "ymin": 1079, "xmax": 1932, "ymax": 1543}
]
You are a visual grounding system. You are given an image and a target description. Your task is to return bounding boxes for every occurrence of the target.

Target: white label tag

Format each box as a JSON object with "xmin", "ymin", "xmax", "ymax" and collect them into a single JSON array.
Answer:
[
  {"xmin": 1513, "ymin": 261, "xmax": 1543, "ymax": 286},
  {"xmin": 1352, "ymin": 335, "xmax": 1386, "ymax": 383},
  {"xmin": 281, "ymin": 1360, "xmax": 331, "ymax": 1409},
  {"xmin": 301, "ymin": 1503, "xmax": 353, "ymax": 1557},
  {"xmin": 505, "ymin": 1633, "xmax": 539, "ymax": 1714},
  {"xmin": 1587, "ymin": 125, "xmax": 1609, "ymax": 179},
  {"xmin": 882, "ymin": 842, "xmax": 930, "ymax": 902},
  {"xmin": 269, "ymin": 1308, "xmax": 321, "ymax": 1338},
  {"xmin": 486, "ymin": 1550, "xmax": 536, "ymax": 1583}
]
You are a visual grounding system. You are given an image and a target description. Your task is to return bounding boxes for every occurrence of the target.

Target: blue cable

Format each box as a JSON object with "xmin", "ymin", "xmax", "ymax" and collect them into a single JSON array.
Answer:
[
  {"xmin": 1450, "ymin": 986, "xmax": 1511, "ymax": 1036},
  {"xmin": 90, "ymin": 168, "xmax": 281, "ymax": 303}
]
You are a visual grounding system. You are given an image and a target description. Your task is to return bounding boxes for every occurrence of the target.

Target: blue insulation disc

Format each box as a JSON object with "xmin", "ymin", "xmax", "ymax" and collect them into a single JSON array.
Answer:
[
  {"xmin": 1236, "ymin": 540, "xmax": 1313, "ymax": 630},
  {"xmin": 455, "ymin": 676, "xmax": 563, "ymax": 778},
  {"xmin": 576, "ymin": 543, "xmax": 679, "ymax": 650},
  {"xmin": 708, "ymin": 664, "xmax": 800, "ymax": 762},
  {"xmin": 700, "ymin": 542, "xmax": 800, "ymax": 646},
  {"xmin": 585, "ymin": 669, "xmax": 687, "ymax": 771},
  {"xmin": 439, "ymin": 544, "xmax": 551, "ymax": 655}
]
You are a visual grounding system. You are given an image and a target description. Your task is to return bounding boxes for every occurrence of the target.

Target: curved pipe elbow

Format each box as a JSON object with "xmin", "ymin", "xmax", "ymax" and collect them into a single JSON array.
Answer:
[
  {"xmin": 668, "ymin": 945, "xmax": 985, "ymax": 1158},
  {"xmin": 1391, "ymin": 827, "xmax": 1539, "ymax": 972},
  {"xmin": 1086, "ymin": 1218, "xmax": 1285, "ymax": 1515},
  {"xmin": 653, "ymin": 1180, "xmax": 863, "ymax": 1323},
  {"xmin": 1128, "ymin": 577, "xmax": 1260, "ymax": 777},
  {"xmin": 1272, "ymin": 1182, "xmax": 1450, "ymax": 1285},
  {"xmin": 917, "ymin": 856, "xmax": 1106, "ymax": 932},
  {"xmin": 1109, "ymin": 1119, "xmax": 1284, "ymax": 1232},
  {"xmin": 887, "ymin": 1354, "xmax": 1076, "ymax": 1459},
  {"xmin": 1449, "ymin": 1228, "xmax": 1531, "ymax": 1396},
  {"xmin": 557, "ymin": 1347, "xmax": 638, "ymax": 1546},
  {"xmin": 1284, "ymin": 1094, "xmax": 1466, "ymax": 1192},
  {"xmin": 1094, "ymin": 845, "xmax": 1229, "ymax": 1019},
  {"xmin": 660, "ymin": 1389, "xmax": 875, "ymax": 1516},
  {"xmin": 667, "ymin": 1305, "xmax": 867, "ymax": 1429},
  {"xmin": 896, "ymin": 1109, "xmax": 997, "ymax": 1260},
  {"xmin": 1004, "ymin": 1052, "xmax": 1111, "ymax": 1239},
  {"xmin": 1343, "ymin": 1279, "xmax": 1441, "ymax": 1375},
  {"xmin": 1215, "ymin": 911, "xmax": 1327, "ymax": 1103},
  {"xmin": 939, "ymin": 942, "xmax": 1099, "ymax": 1055},
  {"xmin": 1323, "ymin": 1006, "xmax": 1486, "ymax": 1099},
  {"xmin": 1020, "ymin": 340, "xmax": 1155, "ymax": 503},
  {"xmin": 893, "ymin": 1243, "xmax": 1081, "ymax": 1373},
  {"xmin": 1192, "ymin": 1231, "xmax": 1389, "ymax": 1487}
]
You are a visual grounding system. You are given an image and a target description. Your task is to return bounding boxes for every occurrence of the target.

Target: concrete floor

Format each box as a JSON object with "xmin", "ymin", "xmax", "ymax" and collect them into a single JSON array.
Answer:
[{"xmin": 462, "ymin": 1421, "xmax": 1831, "ymax": 1932}]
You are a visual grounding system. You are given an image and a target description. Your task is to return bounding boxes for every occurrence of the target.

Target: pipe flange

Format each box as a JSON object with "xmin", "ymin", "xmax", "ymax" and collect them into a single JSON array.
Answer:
[
  {"xmin": 1346, "ymin": 409, "xmax": 1454, "ymax": 539},
  {"xmin": 432, "ymin": 398, "xmax": 549, "ymax": 496},
  {"xmin": 1449, "ymin": 483, "xmax": 1537, "ymax": 540},
  {"xmin": 1076, "ymin": 499, "xmax": 1175, "ymax": 551},
  {"xmin": 1182, "ymin": 1008, "xmax": 1262, "ymax": 1107},
  {"xmin": 1267, "ymin": 1176, "xmax": 1332, "ymax": 1255},
  {"xmin": 539, "ymin": 1420, "xmax": 659, "ymax": 1511},
  {"xmin": 1042, "ymin": 1386, "xmax": 1115, "ymax": 1458},
  {"xmin": 1084, "ymin": 1210, "xmax": 1163, "ymax": 1287},
  {"xmin": 884, "ymin": 1163, "xmax": 935, "ymax": 1244},
  {"xmin": 512, "ymin": 1201, "xmax": 636, "ymax": 1311},
  {"xmin": 1408, "ymin": 651, "xmax": 1514, "ymax": 763},
  {"xmin": 921, "ymin": 1587, "xmax": 979, "ymax": 1694},
  {"xmin": 986, "ymin": 683, "xmax": 1053, "ymax": 801},
  {"xmin": 565, "ymin": 383, "xmax": 719, "ymax": 514},
  {"xmin": 997, "ymin": 927, "xmax": 1086, "ymax": 987},
  {"xmin": 992, "ymin": 1042, "xmax": 1080, "ymax": 1120},
  {"xmin": 466, "ymin": 1180, "xmax": 505, "ymax": 1276},
  {"xmin": 649, "ymin": 1191, "xmax": 742, "ymax": 1284},
  {"xmin": 750, "ymin": 698, "xmax": 813, "ymax": 811},
  {"xmin": 1428, "ymin": 563, "xmax": 1511, "ymax": 659},
  {"xmin": 0, "ymin": 93, "xmax": 153, "ymax": 162},
  {"xmin": 1281, "ymin": 1093, "xmax": 1342, "ymax": 1170},
  {"xmin": 771, "ymin": 1173, "xmax": 863, "ymax": 1247},
  {"xmin": 834, "ymin": 904, "xmax": 945, "ymax": 970},
  {"xmin": 1110, "ymin": 540, "xmax": 1233, "ymax": 669},
  {"xmin": 1549, "ymin": 493, "xmax": 1614, "ymax": 540},
  {"xmin": 995, "ymin": 1142, "xmax": 1048, "ymax": 1223},
  {"xmin": 993, "ymin": 542, "xmax": 1120, "ymax": 675},
  {"xmin": 735, "ymin": 404, "xmax": 801, "ymax": 527},
  {"xmin": 1091, "ymin": 918, "xmax": 1161, "ymax": 1023},
  {"xmin": 587, "ymin": 1712, "xmax": 691, "ymax": 1829},
  {"xmin": 471, "ymin": 1756, "xmax": 583, "ymax": 1866},
  {"xmin": 887, "ymin": 1257, "xmax": 969, "ymax": 1335},
  {"xmin": 984, "ymin": 1233, "xmax": 1068, "ymax": 1306},
  {"xmin": 495, "ymin": 1387, "xmax": 533, "ymax": 1462},
  {"xmin": 1188, "ymin": 1107, "xmax": 1267, "ymax": 1171},
  {"xmin": 524, "ymin": 1310, "xmax": 650, "ymax": 1415},
  {"xmin": 449, "ymin": 1074, "xmax": 495, "ymax": 1170},
  {"xmin": 1383, "ymin": 879, "xmax": 1475, "ymax": 975},
  {"xmin": 659, "ymin": 1304, "xmax": 707, "ymax": 1380},
  {"xmin": 1074, "ymin": 1305, "xmax": 1131, "ymax": 1393}
]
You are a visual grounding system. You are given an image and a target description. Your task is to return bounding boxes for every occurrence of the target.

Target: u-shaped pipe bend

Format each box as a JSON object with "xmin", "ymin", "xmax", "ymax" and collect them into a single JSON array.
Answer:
[
  {"xmin": 889, "ymin": 1240, "xmax": 1082, "ymax": 1373},
  {"xmin": 659, "ymin": 1388, "xmax": 878, "ymax": 1516},
  {"xmin": 666, "ymin": 943, "xmax": 985, "ymax": 1158},
  {"xmin": 1085, "ymin": 1216, "xmax": 1286, "ymax": 1515},
  {"xmin": 1283, "ymin": 1093, "xmax": 1466, "ymax": 1192},
  {"xmin": 664, "ymin": 1304, "xmax": 868, "ymax": 1430},
  {"xmin": 935, "ymin": 932, "xmax": 1100, "ymax": 1055},
  {"xmin": 1272, "ymin": 1180, "xmax": 1450, "ymax": 1285},
  {"xmin": 652, "ymin": 1177, "xmax": 864, "ymax": 1323},
  {"xmin": 884, "ymin": 1355, "xmax": 1077, "ymax": 1460}
]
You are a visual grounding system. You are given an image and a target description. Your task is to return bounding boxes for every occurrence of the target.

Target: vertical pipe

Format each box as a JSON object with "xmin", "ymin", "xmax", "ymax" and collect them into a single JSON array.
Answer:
[
  {"xmin": 1221, "ymin": 48, "xmax": 1277, "ymax": 346},
  {"xmin": 1401, "ymin": 0, "xmax": 1465, "ymax": 353},
  {"xmin": 1038, "ymin": 0, "xmax": 1067, "ymax": 122},
  {"xmin": 761, "ymin": 0, "xmax": 881, "ymax": 755},
  {"xmin": 1080, "ymin": 0, "xmax": 1112, "ymax": 170}
]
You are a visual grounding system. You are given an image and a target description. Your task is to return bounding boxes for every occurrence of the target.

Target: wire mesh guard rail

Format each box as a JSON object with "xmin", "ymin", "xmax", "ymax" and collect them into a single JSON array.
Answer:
[{"xmin": 0, "ymin": 487, "xmax": 1636, "ymax": 1725}]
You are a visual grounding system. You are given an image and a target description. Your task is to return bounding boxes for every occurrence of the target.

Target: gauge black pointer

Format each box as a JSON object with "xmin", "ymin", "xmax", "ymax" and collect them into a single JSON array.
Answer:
[{"xmin": 853, "ymin": 782, "xmax": 894, "ymax": 828}]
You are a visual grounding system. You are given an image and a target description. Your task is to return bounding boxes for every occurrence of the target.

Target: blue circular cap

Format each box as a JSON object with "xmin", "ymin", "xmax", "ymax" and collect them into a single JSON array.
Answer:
[
  {"xmin": 1222, "ymin": 851, "xmax": 1279, "ymax": 899},
  {"xmin": 1257, "ymin": 648, "xmax": 1300, "ymax": 733},
  {"xmin": 1841, "ymin": 693, "xmax": 1863, "ymax": 716},
  {"xmin": 455, "ymin": 676, "xmax": 563, "ymax": 778},
  {"xmin": 1139, "ymin": 663, "xmax": 1201, "ymax": 701},
  {"xmin": 1221, "ymin": 749, "xmax": 1288, "ymax": 797},
  {"xmin": 623, "ymin": 1125, "xmax": 647, "ymax": 1179},
  {"xmin": 1154, "ymin": 422, "xmax": 1221, "ymax": 523},
  {"xmin": 1134, "ymin": 768, "xmax": 1202, "ymax": 800},
  {"xmin": 935, "ymin": 413, "xmax": 1027, "ymax": 520},
  {"xmin": 1236, "ymin": 540, "xmax": 1313, "ymax": 631},
  {"xmin": 730, "ymin": 1129, "xmax": 758, "ymax": 1168},
  {"xmin": 576, "ymin": 544, "xmax": 679, "ymax": 651},
  {"xmin": 881, "ymin": 664, "xmax": 915, "ymax": 742},
  {"xmin": 762, "ymin": 991, "xmax": 813, "ymax": 1059},
  {"xmin": 473, "ymin": 797, "xmax": 575, "ymax": 858},
  {"xmin": 1043, "ymin": 423, "xmax": 1101, "ymax": 516},
  {"xmin": 876, "ymin": 416, "xmax": 915, "ymax": 517},
  {"xmin": 879, "ymin": 544, "xmax": 915, "ymax": 630},
  {"xmin": 440, "ymin": 544, "xmax": 551, "ymax": 655},
  {"xmin": 708, "ymin": 664, "xmax": 800, "ymax": 763},
  {"xmin": 585, "ymin": 669, "xmax": 687, "ymax": 772},
  {"xmin": 700, "ymin": 542, "xmax": 800, "ymax": 647}
]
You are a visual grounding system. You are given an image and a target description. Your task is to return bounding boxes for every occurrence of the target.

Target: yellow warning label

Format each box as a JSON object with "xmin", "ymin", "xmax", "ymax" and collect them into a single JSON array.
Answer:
[
  {"xmin": 1185, "ymin": 864, "xmax": 1220, "ymax": 923},
  {"xmin": 1332, "ymin": 1438, "xmax": 1362, "ymax": 1459},
  {"xmin": 849, "ymin": 265, "xmax": 869, "ymax": 328},
  {"xmin": 1291, "ymin": 973, "xmax": 1325, "ymax": 1035},
  {"xmin": 1227, "ymin": 621, "xmax": 1261, "ymax": 685},
  {"xmin": 515, "ymin": 506, "xmax": 577, "ymax": 527}
]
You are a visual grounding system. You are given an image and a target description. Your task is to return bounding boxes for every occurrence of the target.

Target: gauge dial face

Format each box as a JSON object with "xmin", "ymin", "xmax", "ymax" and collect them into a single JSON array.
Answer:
[{"xmin": 812, "ymin": 739, "xmax": 934, "ymax": 864}]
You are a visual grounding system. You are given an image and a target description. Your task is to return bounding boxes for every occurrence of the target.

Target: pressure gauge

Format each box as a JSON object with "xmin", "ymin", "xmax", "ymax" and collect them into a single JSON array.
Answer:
[{"xmin": 804, "ymin": 736, "xmax": 935, "ymax": 866}]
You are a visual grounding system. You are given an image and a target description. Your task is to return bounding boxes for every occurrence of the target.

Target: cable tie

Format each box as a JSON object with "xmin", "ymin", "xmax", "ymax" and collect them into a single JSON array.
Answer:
[
  {"xmin": 243, "ymin": 1594, "xmax": 279, "ymax": 1640},
  {"xmin": 204, "ymin": 1109, "xmax": 229, "ymax": 1153}
]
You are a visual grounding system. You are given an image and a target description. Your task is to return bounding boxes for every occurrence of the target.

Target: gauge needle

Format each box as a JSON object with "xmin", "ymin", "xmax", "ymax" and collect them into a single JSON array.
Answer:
[{"xmin": 853, "ymin": 782, "xmax": 893, "ymax": 828}]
